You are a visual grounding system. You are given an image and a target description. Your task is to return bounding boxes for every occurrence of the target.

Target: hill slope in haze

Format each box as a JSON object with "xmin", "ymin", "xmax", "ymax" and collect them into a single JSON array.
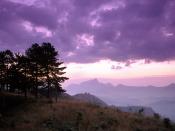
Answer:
[
  {"xmin": 66, "ymin": 79, "xmax": 175, "ymax": 121},
  {"xmin": 73, "ymin": 93, "xmax": 107, "ymax": 107},
  {"xmin": 72, "ymin": 92, "xmax": 156, "ymax": 117}
]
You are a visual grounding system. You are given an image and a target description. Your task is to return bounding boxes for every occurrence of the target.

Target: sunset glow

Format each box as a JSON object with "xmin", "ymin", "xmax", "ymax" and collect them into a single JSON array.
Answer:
[{"xmin": 64, "ymin": 60, "xmax": 175, "ymax": 86}]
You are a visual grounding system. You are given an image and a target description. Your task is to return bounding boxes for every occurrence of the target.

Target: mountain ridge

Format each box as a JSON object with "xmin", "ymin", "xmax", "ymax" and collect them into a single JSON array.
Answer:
[{"xmin": 66, "ymin": 79, "xmax": 175, "ymax": 121}]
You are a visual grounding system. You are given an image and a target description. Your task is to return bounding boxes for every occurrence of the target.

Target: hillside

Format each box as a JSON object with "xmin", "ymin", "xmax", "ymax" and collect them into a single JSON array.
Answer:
[
  {"xmin": 117, "ymin": 106, "xmax": 155, "ymax": 117},
  {"xmin": 0, "ymin": 94, "xmax": 175, "ymax": 131},
  {"xmin": 73, "ymin": 93, "xmax": 107, "ymax": 107}
]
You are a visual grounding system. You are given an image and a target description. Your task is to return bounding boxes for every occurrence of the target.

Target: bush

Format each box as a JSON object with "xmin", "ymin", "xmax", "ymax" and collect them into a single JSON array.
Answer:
[
  {"xmin": 163, "ymin": 118, "xmax": 171, "ymax": 128},
  {"xmin": 154, "ymin": 113, "xmax": 160, "ymax": 120}
]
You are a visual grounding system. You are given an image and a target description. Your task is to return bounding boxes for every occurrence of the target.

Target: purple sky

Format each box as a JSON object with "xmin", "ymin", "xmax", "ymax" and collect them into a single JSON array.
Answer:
[
  {"xmin": 1, "ymin": 0, "xmax": 175, "ymax": 62},
  {"xmin": 1, "ymin": 0, "xmax": 175, "ymax": 85}
]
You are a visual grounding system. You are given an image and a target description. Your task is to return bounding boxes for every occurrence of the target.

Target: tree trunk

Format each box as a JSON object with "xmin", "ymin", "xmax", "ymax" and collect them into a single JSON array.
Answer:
[
  {"xmin": 24, "ymin": 88, "xmax": 27, "ymax": 99},
  {"xmin": 35, "ymin": 75, "xmax": 38, "ymax": 99},
  {"xmin": 0, "ymin": 80, "xmax": 1, "ymax": 92},
  {"xmin": 24, "ymin": 64, "xmax": 27, "ymax": 99},
  {"xmin": 47, "ymin": 75, "xmax": 50, "ymax": 98},
  {"xmin": 55, "ymin": 86, "xmax": 58, "ymax": 102},
  {"xmin": 35, "ymin": 64, "xmax": 38, "ymax": 99}
]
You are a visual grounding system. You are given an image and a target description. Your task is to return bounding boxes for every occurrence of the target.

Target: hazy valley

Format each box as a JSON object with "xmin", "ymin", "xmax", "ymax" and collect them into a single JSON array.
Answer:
[{"xmin": 66, "ymin": 79, "xmax": 175, "ymax": 121}]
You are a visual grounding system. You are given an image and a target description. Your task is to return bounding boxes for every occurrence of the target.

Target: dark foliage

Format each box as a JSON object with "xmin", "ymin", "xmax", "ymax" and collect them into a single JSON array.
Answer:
[
  {"xmin": 163, "ymin": 118, "xmax": 172, "ymax": 128},
  {"xmin": 0, "ymin": 43, "xmax": 68, "ymax": 100}
]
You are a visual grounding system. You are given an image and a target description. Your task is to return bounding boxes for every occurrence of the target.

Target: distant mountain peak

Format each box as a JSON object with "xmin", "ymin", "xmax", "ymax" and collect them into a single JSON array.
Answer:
[
  {"xmin": 81, "ymin": 78, "xmax": 99, "ymax": 85},
  {"xmin": 117, "ymin": 84, "xmax": 127, "ymax": 87},
  {"xmin": 90, "ymin": 78, "xmax": 99, "ymax": 83},
  {"xmin": 146, "ymin": 85, "xmax": 155, "ymax": 88},
  {"xmin": 167, "ymin": 83, "xmax": 175, "ymax": 88}
]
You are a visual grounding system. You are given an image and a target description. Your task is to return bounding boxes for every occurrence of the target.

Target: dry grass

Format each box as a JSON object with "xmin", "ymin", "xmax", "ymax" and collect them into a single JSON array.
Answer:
[{"xmin": 0, "ymin": 96, "xmax": 174, "ymax": 131}]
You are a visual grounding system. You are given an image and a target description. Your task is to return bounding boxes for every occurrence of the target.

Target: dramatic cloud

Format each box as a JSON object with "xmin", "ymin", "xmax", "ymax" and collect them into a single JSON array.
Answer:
[{"xmin": 0, "ymin": 0, "xmax": 175, "ymax": 63}]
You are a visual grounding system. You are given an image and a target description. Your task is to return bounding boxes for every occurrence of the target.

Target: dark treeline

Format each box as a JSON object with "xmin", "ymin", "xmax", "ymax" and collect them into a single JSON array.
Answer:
[{"xmin": 0, "ymin": 42, "xmax": 68, "ymax": 100}]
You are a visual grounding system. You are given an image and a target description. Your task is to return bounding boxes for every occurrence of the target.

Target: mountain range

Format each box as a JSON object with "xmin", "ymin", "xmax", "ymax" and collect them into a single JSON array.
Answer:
[
  {"xmin": 66, "ymin": 79, "xmax": 175, "ymax": 121},
  {"xmin": 58, "ymin": 92, "xmax": 156, "ymax": 117}
]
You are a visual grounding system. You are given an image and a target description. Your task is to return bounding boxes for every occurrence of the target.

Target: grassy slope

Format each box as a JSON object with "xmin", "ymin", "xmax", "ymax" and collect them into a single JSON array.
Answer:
[{"xmin": 0, "ymin": 94, "xmax": 174, "ymax": 131}]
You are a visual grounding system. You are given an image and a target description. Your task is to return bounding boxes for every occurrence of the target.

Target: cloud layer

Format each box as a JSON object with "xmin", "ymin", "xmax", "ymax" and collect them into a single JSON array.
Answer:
[{"xmin": 0, "ymin": 0, "xmax": 175, "ymax": 63}]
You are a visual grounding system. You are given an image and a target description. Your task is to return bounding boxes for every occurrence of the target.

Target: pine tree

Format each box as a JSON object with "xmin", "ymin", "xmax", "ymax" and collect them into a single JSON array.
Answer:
[
  {"xmin": 26, "ymin": 44, "xmax": 44, "ymax": 98},
  {"xmin": 38, "ymin": 43, "xmax": 68, "ymax": 98},
  {"xmin": 26, "ymin": 43, "xmax": 68, "ymax": 99},
  {"xmin": 0, "ymin": 50, "xmax": 14, "ymax": 92}
]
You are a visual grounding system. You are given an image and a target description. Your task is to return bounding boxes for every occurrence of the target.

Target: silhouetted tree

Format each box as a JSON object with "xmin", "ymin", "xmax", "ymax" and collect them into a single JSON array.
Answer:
[
  {"xmin": 0, "ymin": 50, "xmax": 14, "ymax": 109},
  {"xmin": 0, "ymin": 43, "xmax": 68, "ymax": 100},
  {"xmin": 51, "ymin": 72, "xmax": 67, "ymax": 101},
  {"xmin": 138, "ymin": 108, "xmax": 144, "ymax": 115},
  {"xmin": 0, "ymin": 50, "xmax": 14, "ymax": 92},
  {"xmin": 0, "ymin": 51, "xmax": 5, "ymax": 92},
  {"xmin": 11, "ymin": 54, "xmax": 34, "ymax": 98},
  {"xmin": 25, "ymin": 43, "xmax": 68, "ymax": 99},
  {"xmin": 34, "ymin": 43, "xmax": 68, "ymax": 98},
  {"xmin": 163, "ymin": 118, "xmax": 171, "ymax": 128},
  {"xmin": 154, "ymin": 113, "xmax": 160, "ymax": 120},
  {"xmin": 26, "ymin": 44, "xmax": 44, "ymax": 98},
  {"xmin": 44, "ymin": 43, "xmax": 68, "ymax": 98}
]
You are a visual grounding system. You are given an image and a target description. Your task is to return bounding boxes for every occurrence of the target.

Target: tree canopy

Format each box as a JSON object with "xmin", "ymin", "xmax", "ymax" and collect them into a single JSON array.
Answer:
[{"xmin": 0, "ymin": 43, "xmax": 68, "ymax": 100}]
